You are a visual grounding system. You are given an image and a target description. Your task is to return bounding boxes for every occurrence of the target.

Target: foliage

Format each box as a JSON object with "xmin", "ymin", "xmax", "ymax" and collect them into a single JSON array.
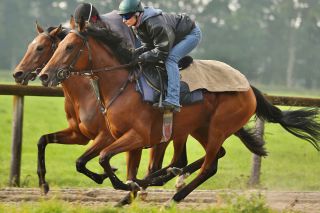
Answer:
[{"xmin": 1, "ymin": 0, "xmax": 320, "ymax": 89}]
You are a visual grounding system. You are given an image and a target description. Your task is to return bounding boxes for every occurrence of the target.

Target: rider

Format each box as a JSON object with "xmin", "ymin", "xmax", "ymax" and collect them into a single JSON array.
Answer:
[
  {"xmin": 73, "ymin": 3, "xmax": 139, "ymax": 49},
  {"xmin": 118, "ymin": 0, "xmax": 202, "ymax": 112}
]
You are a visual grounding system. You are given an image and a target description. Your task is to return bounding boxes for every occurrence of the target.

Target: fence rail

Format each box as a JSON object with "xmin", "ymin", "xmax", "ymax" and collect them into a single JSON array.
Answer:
[{"xmin": 1, "ymin": 84, "xmax": 320, "ymax": 187}]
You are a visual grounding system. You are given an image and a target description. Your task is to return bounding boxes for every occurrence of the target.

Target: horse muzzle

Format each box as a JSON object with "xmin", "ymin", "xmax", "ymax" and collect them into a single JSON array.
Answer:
[{"xmin": 13, "ymin": 70, "xmax": 37, "ymax": 85}]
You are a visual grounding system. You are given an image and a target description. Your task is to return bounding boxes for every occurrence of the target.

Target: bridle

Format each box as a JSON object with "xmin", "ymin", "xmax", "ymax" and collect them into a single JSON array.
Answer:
[
  {"xmin": 54, "ymin": 29, "xmax": 138, "ymax": 112},
  {"xmin": 34, "ymin": 31, "xmax": 59, "ymax": 75},
  {"xmin": 55, "ymin": 29, "xmax": 136, "ymax": 81}
]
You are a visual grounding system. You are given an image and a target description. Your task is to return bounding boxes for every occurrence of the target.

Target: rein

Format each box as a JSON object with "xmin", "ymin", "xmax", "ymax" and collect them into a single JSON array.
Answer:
[
  {"xmin": 71, "ymin": 61, "xmax": 137, "ymax": 76},
  {"xmin": 57, "ymin": 29, "xmax": 136, "ymax": 113},
  {"xmin": 57, "ymin": 30, "xmax": 137, "ymax": 79}
]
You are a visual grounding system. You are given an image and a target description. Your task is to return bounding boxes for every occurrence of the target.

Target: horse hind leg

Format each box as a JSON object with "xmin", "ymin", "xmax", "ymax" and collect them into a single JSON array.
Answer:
[
  {"xmin": 37, "ymin": 129, "xmax": 89, "ymax": 194},
  {"xmin": 170, "ymin": 127, "xmax": 229, "ymax": 203},
  {"xmin": 143, "ymin": 136, "xmax": 188, "ymax": 183},
  {"xmin": 169, "ymin": 94, "xmax": 254, "ymax": 203},
  {"xmin": 138, "ymin": 136, "xmax": 189, "ymax": 189}
]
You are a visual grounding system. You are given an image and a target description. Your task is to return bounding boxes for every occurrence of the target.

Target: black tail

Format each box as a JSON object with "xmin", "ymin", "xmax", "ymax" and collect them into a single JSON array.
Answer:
[
  {"xmin": 251, "ymin": 86, "xmax": 320, "ymax": 151},
  {"xmin": 236, "ymin": 128, "xmax": 268, "ymax": 156}
]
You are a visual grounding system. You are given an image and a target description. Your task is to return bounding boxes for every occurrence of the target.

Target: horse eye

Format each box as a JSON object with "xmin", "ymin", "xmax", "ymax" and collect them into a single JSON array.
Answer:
[
  {"xmin": 66, "ymin": 44, "xmax": 74, "ymax": 51},
  {"xmin": 36, "ymin": 46, "xmax": 44, "ymax": 51}
]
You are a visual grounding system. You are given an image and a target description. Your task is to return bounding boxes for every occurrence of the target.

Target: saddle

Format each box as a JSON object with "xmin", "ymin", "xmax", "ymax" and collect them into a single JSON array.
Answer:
[{"xmin": 135, "ymin": 56, "xmax": 203, "ymax": 105}]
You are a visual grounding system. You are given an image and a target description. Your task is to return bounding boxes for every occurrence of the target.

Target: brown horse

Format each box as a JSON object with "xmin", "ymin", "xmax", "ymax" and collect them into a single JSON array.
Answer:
[
  {"xmin": 13, "ymin": 23, "xmax": 144, "ymax": 195},
  {"xmin": 20, "ymin": 22, "xmax": 266, "ymax": 205},
  {"xmin": 39, "ymin": 18, "xmax": 320, "ymax": 203},
  {"xmin": 13, "ymin": 22, "xmax": 194, "ymax": 201}
]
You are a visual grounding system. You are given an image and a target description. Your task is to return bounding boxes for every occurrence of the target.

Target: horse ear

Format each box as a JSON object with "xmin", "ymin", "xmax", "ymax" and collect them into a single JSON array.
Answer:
[
  {"xmin": 36, "ymin": 20, "xmax": 44, "ymax": 34},
  {"xmin": 78, "ymin": 17, "xmax": 86, "ymax": 32},
  {"xmin": 70, "ymin": 15, "xmax": 76, "ymax": 29},
  {"xmin": 49, "ymin": 24, "xmax": 62, "ymax": 37}
]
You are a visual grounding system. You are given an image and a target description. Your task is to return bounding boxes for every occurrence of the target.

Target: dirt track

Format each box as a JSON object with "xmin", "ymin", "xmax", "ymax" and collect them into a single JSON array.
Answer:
[{"xmin": 1, "ymin": 188, "xmax": 319, "ymax": 212}]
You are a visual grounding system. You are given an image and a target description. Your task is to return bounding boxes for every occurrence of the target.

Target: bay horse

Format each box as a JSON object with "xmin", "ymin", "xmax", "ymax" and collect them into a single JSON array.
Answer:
[
  {"xmin": 13, "ymin": 22, "xmax": 197, "ymax": 200},
  {"xmin": 22, "ymin": 22, "xmax": 267, "ymax": 205},
  {"xmin": 14, "ymin": 23, "xmax": 120, "ymax": 194},
  {"xmin": 39, "ymin": 18, "xmax": 320, "ymax": 204}
]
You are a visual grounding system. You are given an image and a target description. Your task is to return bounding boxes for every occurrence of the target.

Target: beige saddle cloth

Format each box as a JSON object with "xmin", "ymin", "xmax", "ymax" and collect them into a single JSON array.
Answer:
[{"xmin": 180, "ymin": 60, "xmax": 250, "ymax": 92}]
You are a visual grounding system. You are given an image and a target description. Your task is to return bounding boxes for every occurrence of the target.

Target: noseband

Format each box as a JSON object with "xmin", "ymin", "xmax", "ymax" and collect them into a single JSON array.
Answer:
[{"xmin": 54, "ymin": 30, "xmax": 91, "ymax": 81}]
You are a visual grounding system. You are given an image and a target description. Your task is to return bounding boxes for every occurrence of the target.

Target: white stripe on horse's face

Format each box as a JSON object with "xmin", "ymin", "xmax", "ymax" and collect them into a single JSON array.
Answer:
[{"xmin": 31, "ymin": 38, "xmax": 37, "ymax": 45}]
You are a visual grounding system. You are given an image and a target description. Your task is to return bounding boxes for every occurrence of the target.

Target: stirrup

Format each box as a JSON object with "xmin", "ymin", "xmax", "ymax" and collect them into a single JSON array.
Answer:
[{"xmin": 153, "ymin": 101, "xmax": 180, "ymax": 112}]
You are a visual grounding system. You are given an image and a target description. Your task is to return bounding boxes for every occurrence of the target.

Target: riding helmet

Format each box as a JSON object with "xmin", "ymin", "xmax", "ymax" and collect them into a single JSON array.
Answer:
[
  {"xmin": 74, "ymin": 3, "xmax": 100, "ymax": 23},
  {"xmin": 118, "ymin": 0, "xmax": 144, "ymax": 15}
]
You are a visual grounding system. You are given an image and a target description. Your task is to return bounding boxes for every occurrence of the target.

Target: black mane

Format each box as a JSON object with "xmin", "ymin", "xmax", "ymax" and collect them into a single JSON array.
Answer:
[
  {"xmin": 46, "ymin": 26, "xmax": 70, "ymax": 40},
  {"xmin": 84, "ymin": 25, "xmax": 133, "ymax": 64}
]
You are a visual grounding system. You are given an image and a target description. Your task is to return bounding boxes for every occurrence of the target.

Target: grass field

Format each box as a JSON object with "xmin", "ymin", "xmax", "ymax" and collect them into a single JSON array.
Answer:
[
  {"xmin": 0, "ymin": 194, "xmax": 282, "ymax": 213},
  {"xmin": 0, "ymin": 91, "xmax": 319, "ymax": 191},
  {"xmin": 1, "ymin": 70, "xmax": 320, "ymax": 191}
]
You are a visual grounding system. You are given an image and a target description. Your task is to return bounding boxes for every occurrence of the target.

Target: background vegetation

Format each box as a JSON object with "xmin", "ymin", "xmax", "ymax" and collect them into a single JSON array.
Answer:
[
  {"xmin": 0, "ymin": 1, "xmax": 319, "ymax": 213},
  {"xmin": 1, "ymin": 0, "xmax": 320, "ymax": 89}
]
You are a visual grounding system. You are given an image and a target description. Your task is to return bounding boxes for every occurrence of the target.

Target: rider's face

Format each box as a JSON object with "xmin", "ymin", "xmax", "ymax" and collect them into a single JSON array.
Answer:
[{"xmin": 123, "ymin": 15, "xmax": 137, "ymax": 27}]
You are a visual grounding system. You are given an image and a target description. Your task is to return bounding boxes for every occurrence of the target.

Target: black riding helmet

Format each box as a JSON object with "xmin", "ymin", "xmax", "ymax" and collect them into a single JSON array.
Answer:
[{"xmin": 74, "ymin": 3, "xmax": 100, "ymax": 23}]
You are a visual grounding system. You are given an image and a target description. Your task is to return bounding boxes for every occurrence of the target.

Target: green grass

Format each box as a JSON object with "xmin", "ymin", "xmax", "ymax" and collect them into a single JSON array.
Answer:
[
  {"xmin": 0, "ymin": 193, "xmax": 287, "ymax": 213},
  {"xmin": 0, "ymin": 94, "xmax": 319, "ymax": 191}
]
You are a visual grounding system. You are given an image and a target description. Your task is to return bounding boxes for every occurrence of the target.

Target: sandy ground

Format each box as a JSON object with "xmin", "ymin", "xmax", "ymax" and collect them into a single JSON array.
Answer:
[{"xmin": 0, "ymin": 188, "xmax": 319, "ymax": 212}]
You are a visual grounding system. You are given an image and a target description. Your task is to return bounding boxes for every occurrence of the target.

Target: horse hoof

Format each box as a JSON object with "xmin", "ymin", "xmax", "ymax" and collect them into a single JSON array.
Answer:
[
  {"xmin": 114, "ymin": 191, "xmax": 136, "ymax": 207},
  {"xmin": 90, "ymin": 173, "xmax": 105, "ymax": 184},
  {"xmin": 167, "ymin": 167, "xmax": 182, "ymax": 176},
  {"xmin": 40, "ymin": 183, "xmax": 50, "ymax": 195},
  {"xmin": 126, "ymin": 180, "xmax": 140, "ymax": 192},
  {"xmin": 175, "ymin": 182, "xmax": 186, "ymax": 192},
  {"xmin": 95, "ymin": 176, "xmax": 104, "ymax": 184},
  {"xmin": 162, "ymin": 199, "xmax": 176, "ymax": 209},
  {"xmin": 138, "ymin": 190, "xmax": 148, "ymax": 201}
]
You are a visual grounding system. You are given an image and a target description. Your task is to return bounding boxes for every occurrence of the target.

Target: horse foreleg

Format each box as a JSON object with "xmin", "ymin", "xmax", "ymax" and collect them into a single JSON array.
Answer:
[
  {"xmin": 115, "ymin": 149, "xmax": 143, "ymax": 207},
  {"xmin": 75, "ymin": 133, "xmax": 114, "ymax": 184},
  {"xmin": 99, "ymin": 129, "xmax": 144, "ymax": 191},
  {"xmin": 37, "ymin": 129, "xmax": 89, "ymax": 194}
]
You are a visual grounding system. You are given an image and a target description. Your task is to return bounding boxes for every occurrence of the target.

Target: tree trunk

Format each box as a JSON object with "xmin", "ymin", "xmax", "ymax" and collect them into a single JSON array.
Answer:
[{"xmin": 286, "ymin": 30, "xmax": 296, "ymax": 88}]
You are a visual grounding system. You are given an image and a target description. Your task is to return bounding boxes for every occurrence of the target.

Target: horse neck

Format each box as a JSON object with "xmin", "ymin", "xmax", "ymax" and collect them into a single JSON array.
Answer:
[
  {"xmin": 90, "ymin": 40, "xmax": 132, "ymax": 103},
  {"xmin": 61, "ymin": 76, "xmax": 95, "ymax": 103},
  {"xmin": 96, "ymin": 68, "xmax": 131, "ymax": 101}
]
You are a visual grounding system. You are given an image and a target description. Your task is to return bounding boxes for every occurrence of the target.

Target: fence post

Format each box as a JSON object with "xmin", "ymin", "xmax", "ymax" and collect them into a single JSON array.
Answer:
[
  {"xmin": 9, "ymin": 95, "xmax": 24, "ymax": 186},
  {"xmin": 248, "ymin": 118, "xmax": 265, "ymax": 187}
]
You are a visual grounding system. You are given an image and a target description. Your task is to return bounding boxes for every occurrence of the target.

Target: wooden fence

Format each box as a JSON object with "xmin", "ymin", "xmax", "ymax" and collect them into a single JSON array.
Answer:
[{"xmin": 1, "ymin": 84, "xmax": 320, "ymax": 187}]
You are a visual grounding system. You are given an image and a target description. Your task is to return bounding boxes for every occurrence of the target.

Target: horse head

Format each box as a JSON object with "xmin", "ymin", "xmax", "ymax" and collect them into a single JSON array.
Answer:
[
  {"xmin": 39, "ymin": 16, "xmax": 94, "ymax": 87},
  {"xmin": 13, "ymin": 22, "xmax": 63, "ymax": 85},
  {"xmin": 39, "ymin": 15, "xmax": 133, "ymax": 87}
]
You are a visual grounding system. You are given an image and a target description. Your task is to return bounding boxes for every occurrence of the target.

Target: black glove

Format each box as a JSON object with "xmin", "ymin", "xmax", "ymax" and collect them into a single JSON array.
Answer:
[
  {"xmin": 138, "ymin": 52, "xmax": 149, "ymax": 63},
  {"xmin": 132, "ymin": 57, "xmax": 145, "ymax": 65}
]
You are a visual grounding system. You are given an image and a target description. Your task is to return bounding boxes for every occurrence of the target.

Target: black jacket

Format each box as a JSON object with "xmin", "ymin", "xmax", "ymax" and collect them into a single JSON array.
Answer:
[{"xmin": 135, "ymin": 8, "xmax": 195, "ymax": 63}]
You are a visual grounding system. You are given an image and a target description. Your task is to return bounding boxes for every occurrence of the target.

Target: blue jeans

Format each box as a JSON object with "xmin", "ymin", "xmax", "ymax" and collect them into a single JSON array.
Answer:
[{"xmin": 165, "ymin": 25, "xmax": 202, "ymax": 107}]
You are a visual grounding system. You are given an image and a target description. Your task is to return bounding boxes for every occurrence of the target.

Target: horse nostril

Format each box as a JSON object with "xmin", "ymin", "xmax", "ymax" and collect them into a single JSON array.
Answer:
[
  {"xmin": 39, "ymin": 74, "xmax": 49, "ymax": 82},
  {"xmin": 13, "ymin": 71, "xmax": 24, "ymax": 79}
]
